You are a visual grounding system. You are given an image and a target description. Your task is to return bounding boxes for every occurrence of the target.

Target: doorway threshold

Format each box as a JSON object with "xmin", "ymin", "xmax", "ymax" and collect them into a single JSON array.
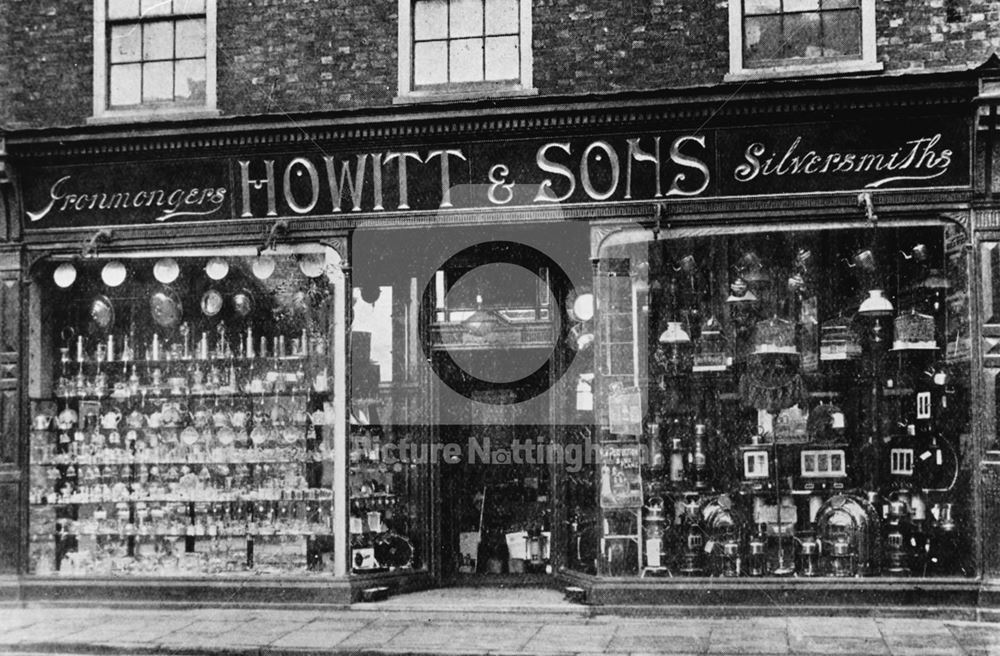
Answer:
[{"xmin": 364, "ymin": 583, "xmax": 585, "ymax": 615}]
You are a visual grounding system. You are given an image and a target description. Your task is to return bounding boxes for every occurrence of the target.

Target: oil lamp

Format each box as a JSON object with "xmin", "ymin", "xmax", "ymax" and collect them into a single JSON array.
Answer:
[
  {"xmin": 884, "ymin": 499, "xmax": 912, "ymax": 576},
  {"xmin": 643, "ymin": 497, "xmax": 667, "ymax": 570},
  {"xmin": 721, "ymin": 540, "xmax": 741, "ymax": 577},
  {"xmin": 678, "ymin": 496, "xmax": 704, "ymax": 576},
  {"xmin": 828, "ymin": 536, "xmax": 855, "ymax": 577},
  {"xmin": 816, "ymin": 494, "xmax": 882, "ymax": 577},
  {"xmin": 797, "ymin": 536, "xmax": 820, "ymax": 577},
  {"xmin": 747, "ymin": 526, "xmax": 767, "ymax": 576},
  {"xmin": 703, "ymin": 495, "xmax": 744, "ymax": 577}
]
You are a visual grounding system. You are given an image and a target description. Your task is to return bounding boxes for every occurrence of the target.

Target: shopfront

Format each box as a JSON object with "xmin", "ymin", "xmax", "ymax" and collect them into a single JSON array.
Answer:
[{"xmin": 2, "ymin": 67, "xmax": 997, "ymax": 608}]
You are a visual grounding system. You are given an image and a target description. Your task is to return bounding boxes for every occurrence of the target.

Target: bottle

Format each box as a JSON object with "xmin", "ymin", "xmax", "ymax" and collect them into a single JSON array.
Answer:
[
  {"xmin": 692, "ymin": 424, "xmax": 708, "ymax": 489},
  {"xmin": 647, "ymin": 420, "xmax": 663, "ymax": 470},
  {"xmin": 670, "ymin": 438, "xmax": 685, "ymax": 485}
]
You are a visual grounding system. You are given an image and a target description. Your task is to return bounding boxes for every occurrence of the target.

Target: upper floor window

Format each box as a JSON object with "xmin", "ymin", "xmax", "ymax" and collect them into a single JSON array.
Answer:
[
  {"xmin": 397, "ymin": 0, "xmax": 534, "ymax": 102},
  {"xmin": 728, "ymin": 0, "xmax": 879, "ymax": 79},
  {"xmin": 92, "ymin": 0, "xmax": 217, "ymax": 121}
]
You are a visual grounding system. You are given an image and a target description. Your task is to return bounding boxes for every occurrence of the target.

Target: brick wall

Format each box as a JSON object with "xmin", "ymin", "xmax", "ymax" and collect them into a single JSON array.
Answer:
[
  {"xmin": 533, "ymin": 0, "xmax": 728, "ymax": 94},
  {"xmin": 878, "ymin": 0, "xmax": 1000, "ymax": 72},
  {"xmin": 1, "ymin": 0, "xmax": 1000, "ymax": 129},
  {"xmin": 0, "ymin": 0, "xmax": 92, "ymax": 129},
  {"xmin": 218, "ymin": 0, "xmax": 397, "ymax": 115}
]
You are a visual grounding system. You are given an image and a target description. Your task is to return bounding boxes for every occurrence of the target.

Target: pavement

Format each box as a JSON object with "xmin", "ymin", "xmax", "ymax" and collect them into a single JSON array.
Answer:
[{"xmin": 1, "ymin": 587, "xmax": 999, "ymax": 656}]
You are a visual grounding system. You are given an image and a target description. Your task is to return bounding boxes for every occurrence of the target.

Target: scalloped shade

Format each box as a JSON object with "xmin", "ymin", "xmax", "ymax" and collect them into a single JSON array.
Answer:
[
  {"xmin": 658, "ymin": 321, "xmax": 691, "ymax": 344},
  {"xmin": 858, "ymin": 289, "xmax": 894, "ymax": 317}
]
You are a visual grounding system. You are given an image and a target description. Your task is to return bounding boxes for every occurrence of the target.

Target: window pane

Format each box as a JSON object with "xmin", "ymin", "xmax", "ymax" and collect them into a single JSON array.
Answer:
[
  {"xmin": 143, "ymin": 21, "xmax": 174, "ymax": 60},
  {"xmin": 743, "ymin": 14, "xmax": 782, "ymax": 63},
  {"xmin": 414, "ymin": 41, "xmax": 448, "ymax": 85},
  {"xmin": 485, "ymin": 35, "xmax": 518, "ymax": 80},
  {"xmin": 109, "ymin": 63, "xmax": 141, "ymax": 106},
  {"xmin": 414, "ymin": 0, "xmax": 448, "ymax": 40},
  {"xmin": 174, "ymin": 0, "xmax": 205, "ymax": 13},
  {"xmin": 822, "ymin": 9, "xmax": 861, "ymax": 56},
  {"xmin": 175, "ymin": 58, "xmax": 206, "ymax": 101},
  {"xmin": 449, "ymin": 37, "xmax": 484, "ymax": 82},
  {"xmin": 110, "ymin": 24, "xmax": 142, "ymax": 63},
  {"xmin": 450, "ymin": 0, "xmax": 484, "ymax": 38},
  {"xmin": 744, "ymin": 0, "xmax": 780, "ymax": 14},
  {"xmin": 783, "ymin": 11, "xmax": 822, "ymax": 59},
  {"xmin": 785, "ymin": 0, "xmax": 820, "ymax": 11},
  {"xmin": 140, "ymin": 0, "xmax": 171, "ymax": 16},
  {"xmin": 175, "ymin": 18, "xmax": 206, "ymax": 58},
  {"xmin": 142, "ymin": 60, "xmax": 174, "ymax": 101},
  {"xmin": 108, "ymin": 0, "xmax": 139, "ymax": 19},
  {"xmin": 485, "ymin": 0, "xmax": 518, "ymax": 35}
]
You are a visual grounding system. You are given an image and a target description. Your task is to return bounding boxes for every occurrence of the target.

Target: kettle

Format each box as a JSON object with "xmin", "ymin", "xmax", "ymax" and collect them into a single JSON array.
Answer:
[
  {"xmin": 32, "ymin": 413, "xmax": 53, "ymax": 431},
  {"xmin": 100, "ymin": 409, "xmax": 122, "ymax": 430}
]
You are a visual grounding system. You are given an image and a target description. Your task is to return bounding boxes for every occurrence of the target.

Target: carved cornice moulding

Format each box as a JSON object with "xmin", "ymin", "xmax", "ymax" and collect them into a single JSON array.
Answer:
[{"xmin": 4, "ymin": 73, "xmax": 977, "ymax": 160}]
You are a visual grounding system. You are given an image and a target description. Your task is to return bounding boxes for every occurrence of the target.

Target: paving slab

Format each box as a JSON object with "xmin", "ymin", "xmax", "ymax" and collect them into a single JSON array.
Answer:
[
  {"xmin": 881, "ymin": 633, "xmax": 965, "ymax": 656},
  {"xmin": 789, "ymin": 634, "xmax": 891, "ymax": 655},
  {"xmin": 521, "ymin": 624, "xmax": 615, "ymax": 653},
  {"xmin": 170, "ymin": 619, "xmax": 252, "ymax": 636},
  {"xmin": 708, "ymin": 627, "xmax": 789, "ymax": 655},
  {"xmin": 60, "ymin": 619, "xmax": 191, "ymax": 645},
  {"xmin": 789, "ymin": 618, "xmax": 882, "ymax": 639},
  {"xmin": 877, "ymin": 619, "xmax": 955, "ymax": 636},
  {"xmin": 211, "ymin": 620, "xmax": 309, "ymax": 647},
  {"xmin": 610, "ymin": 618, "xmax": 715, "ymax": 637},
  {"xmin": 607, "ymin": 634, "xmax": 708, "ymax": 653},
  {"xmin": 267, "ymin": 628, "xmax": 355, "ymax": 649},
  {"xmin": 332, "ymin": 624, "xmax": 409, "ymax": 649}
]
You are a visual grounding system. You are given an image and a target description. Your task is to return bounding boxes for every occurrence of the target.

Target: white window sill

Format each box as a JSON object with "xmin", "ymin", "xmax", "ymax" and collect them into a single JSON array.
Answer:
[
  {"xmin": 87, "ymin": 107, "xmax": 221, "ymax": 125},
  {"xmin": 394, "ymin": 86, "xmax": 538, "ymax": 105},
  {"xmin": 724, "ymin": 60, "xmax": 884, "ymax": 82}
]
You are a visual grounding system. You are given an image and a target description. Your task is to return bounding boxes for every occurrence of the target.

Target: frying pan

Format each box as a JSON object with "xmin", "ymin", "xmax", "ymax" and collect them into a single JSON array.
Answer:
[
  {"xmin": 232, "ymin": 289, "xmax": 255, "ymax": 317},
  {"xmin": 150, "ymin": 288, "xmax": 183, "ymax": 328},
  {"xmin": 200, "ymin": 289, "xmax": 223, "ymax": 317},
  {"xmin": 89, "ymin": 294, "xmax": 115, "ymax": 331}
]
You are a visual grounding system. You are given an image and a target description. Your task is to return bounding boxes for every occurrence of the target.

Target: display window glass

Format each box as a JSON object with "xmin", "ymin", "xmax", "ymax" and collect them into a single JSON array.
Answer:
[
  {"xmin": 584, "ymin": 218, "xmax": 973, "ymax": 579},
  {"xmin": 27, "ymin": 246, "xmax": 342, "ymax": 577},
  {"xmin": 349, "ymin": 277, "xmax": 430, "ymax": 574}
]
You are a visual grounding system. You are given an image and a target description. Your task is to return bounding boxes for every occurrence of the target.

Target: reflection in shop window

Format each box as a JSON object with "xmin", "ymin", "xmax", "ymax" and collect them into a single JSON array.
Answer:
[{"xmin": 351, "ymin": 286, "xmax": 394, "ymax": 384}]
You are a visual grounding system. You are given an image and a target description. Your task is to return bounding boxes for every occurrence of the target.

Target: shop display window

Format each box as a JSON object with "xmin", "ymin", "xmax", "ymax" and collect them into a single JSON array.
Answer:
[
  {"xmin": 349, "ymin": 281, "xmax": 429, "ymax": 574},
  {"xmin": 27, "ymin": 247, "xmax": 341, "ymax": 577},
  {"xmin": 588, "ymin": 219, "xmax": 973, "ymax": 579}
]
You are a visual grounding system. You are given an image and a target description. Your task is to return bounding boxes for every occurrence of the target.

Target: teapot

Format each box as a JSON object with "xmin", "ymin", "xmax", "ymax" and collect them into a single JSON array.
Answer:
[
  {"xmin": 146, "ymin": 411, "xmax": 163, "ymax": 429},
  {"xmin": 192, "ymin": 405, "xmax": 212, "ymax": 428},
  {"xmin": 100, "ymin": 409, "xmax": 122, "ymax": 430},
  {"xmin": 125, "ymin": 410, "xmax": 145, "ymax": 429},
  {"xmin": 33, "ymin": 412, "xmax": 54, "ymax": 432},
  {"xmin": 160, "ymin": 404, "xmax": 182, "ymax": 426},
  {"xmin": 212, "ymin": 410, "xmax": 230, "ymax": 429},
  {"xmin": 230, "ymin": 410, "xmax": 248, "ymax": 429},
  {"xmin": 216, "ymin": 425, "xmax": 235, "ymax": 446}
]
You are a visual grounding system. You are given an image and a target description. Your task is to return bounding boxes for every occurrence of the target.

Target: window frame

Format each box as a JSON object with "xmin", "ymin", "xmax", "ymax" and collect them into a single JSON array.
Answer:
[
  {"xmin": 727, "ymin": 0, "xmax": 881, "ymax": 81},
  {"xmin": 396, "ymin": 0, "xmax": 535, "ymax": 103},
  {"xmin": 92, "ymin": 0, "xmax": 218, "ymax": 123}
]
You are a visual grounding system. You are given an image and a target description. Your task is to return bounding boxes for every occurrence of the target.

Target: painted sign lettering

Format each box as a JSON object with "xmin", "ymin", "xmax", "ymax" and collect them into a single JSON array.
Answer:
[{"xmin": 20, "ymin": 117, "xmax": 970, "ymax": 230}]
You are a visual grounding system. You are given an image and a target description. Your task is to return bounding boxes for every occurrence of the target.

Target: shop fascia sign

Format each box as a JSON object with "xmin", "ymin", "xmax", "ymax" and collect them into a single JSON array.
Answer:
[{"xmin": 21, "ymin": 119, "xmax": 968, "ymax": 229}]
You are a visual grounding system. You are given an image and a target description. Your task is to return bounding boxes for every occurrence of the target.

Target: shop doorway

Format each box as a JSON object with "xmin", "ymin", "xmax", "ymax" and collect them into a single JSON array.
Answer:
[
  {"xmin": 350, "ymin": 224, "xmax": 590, "ymax": 585},
  {"xmin": 437, "ymin": 378, "xmax": 556, "ymax": 583}
]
